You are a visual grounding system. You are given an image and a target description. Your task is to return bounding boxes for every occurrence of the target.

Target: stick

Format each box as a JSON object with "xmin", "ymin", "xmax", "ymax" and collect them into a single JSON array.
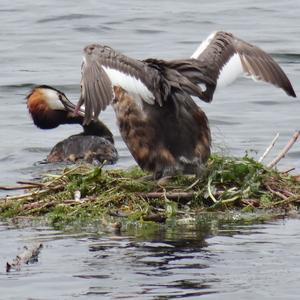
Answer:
[
  {"xmin": 209, "ymin": 195, "xmax": 240, "ymax": 209},
  {"xmin": 281, "ymin": 167, "xmax": 295, "ymax": 174},
  {"xmin": 184, "ymin": 178, "xmax": 200, "ymax": 191},
  {"xmin": 0, "ymin": 180, "xmax": 45, "ymax": 190},
  {"xmin": 271, "ymin": 196, "xmax": 300, "ymax": 207},
  {"xmin": 142, "ymin": 191, "xmax": 194, "ymax": 200},
  {"xmin": 43, "ymin": 165, "xmax": 82, "ymax": 187},
  {"xmin": 4, "ymin": 185, "xmax": 63, "ymax": 201},
  {"xmin": 258, "ymin": 133, "xmax": 280, "ymax": 162},
  {"xmin": 0, "ymin": 185, "xmax": 38, "ymax": 191},
  {"xmin": 241, "ymin": 198, "xmax": 260, "ymax": 207},
  {"xmin": 17, "ymin": 181, "xmax": 44, "ymax": 187},
  {"xmin": 207, "ymin": 177, "xmax": 218, "ymax": 203},
  {"xmin": 268, "ymin": 131, "xmax": 300, "ymax": 168},
  {"xmin": 265, "ymin": 184, "xmax": 288, "ymax": 200},
  {"xmin": 6, "ymin": 243, "xmax": 43, "ymax": 272}
]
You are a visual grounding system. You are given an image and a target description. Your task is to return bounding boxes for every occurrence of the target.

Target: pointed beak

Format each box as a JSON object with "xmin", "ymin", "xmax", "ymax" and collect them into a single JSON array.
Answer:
[
  {"xmin": 61, "ymin": 95, "xmax": 85, "ymax": 116},
  {"xmin": 74, "ymin": 95, "xmax": 85, "ymax": 116}
]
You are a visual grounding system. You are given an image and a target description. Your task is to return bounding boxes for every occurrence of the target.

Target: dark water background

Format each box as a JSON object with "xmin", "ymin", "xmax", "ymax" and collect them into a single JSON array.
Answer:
[{"xmin": 0, "ymin": 0, "xmax": 300, "ymax": 299}]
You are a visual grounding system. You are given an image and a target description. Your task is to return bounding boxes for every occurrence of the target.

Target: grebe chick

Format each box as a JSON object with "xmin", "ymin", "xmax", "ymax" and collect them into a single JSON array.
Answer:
[
  {"xmin": 27, "ymin": 85, "xmax": 118, "ymax": 164},
  {"xmin": 75, "ymin": 31, "xmax": 296, "ymax": 179}
]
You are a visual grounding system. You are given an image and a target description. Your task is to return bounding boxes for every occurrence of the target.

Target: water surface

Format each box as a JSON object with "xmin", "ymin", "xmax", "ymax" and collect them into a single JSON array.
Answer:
[
  {"xmin": 0, "ymin": 0, "xmax": 300, "ymax": 299},
  {"xmin": 1, "ymin": 216, "xmax": 300, "ymax": 299}
]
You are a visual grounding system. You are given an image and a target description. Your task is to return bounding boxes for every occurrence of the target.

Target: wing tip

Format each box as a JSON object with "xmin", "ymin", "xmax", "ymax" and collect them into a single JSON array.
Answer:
[
  {"xmin": 289, "ymin": 89, "xmax": 297, "ymax": 98},
  {"xmin": 284, "ymin": 82, "xmax": 297, "ymax": 98}
]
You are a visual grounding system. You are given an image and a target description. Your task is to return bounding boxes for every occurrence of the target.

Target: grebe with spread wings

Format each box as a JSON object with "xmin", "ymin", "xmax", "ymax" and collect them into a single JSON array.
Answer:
[{"xmin": 75, "ymin": 31, "xmax": 296, "ymax": 179}]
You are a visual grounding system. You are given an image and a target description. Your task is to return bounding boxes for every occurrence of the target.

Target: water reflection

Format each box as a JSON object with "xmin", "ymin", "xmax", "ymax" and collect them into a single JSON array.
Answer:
[
  {"xmin": 1, "ymin": 214, "xmax": 300, "ymax": 299},
  {"xmin": 79, "ymin": 222, "xmax": 217, "ymax": 298}
]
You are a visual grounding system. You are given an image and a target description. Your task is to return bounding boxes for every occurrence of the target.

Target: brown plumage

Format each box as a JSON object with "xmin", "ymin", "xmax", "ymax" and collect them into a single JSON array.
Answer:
[
  {"xmin": 26, "ymin": 85, "xmax": 118, "ymax": 164},
  {"xmin": 75, "ymin": 31, "xmax": 296, "ymax": 178},
  {"xmin": 112, "ymin": 86, "xmax": 211, "ymax": 178},
  {"xmin": 47, "ymin": 135, "xmax": 117, "ymax": 164}
]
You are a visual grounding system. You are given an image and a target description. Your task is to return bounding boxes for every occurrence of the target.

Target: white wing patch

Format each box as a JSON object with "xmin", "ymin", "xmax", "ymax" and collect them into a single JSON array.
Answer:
[
  {"xmin": 199, "ymin": 83, "xmax": 207, "ymax": 92},
  {"xmin": 191, "ymin": 31, "xmax": 217, "ymax": 59},
  {"xmin": 43, "ymin": 89, "xmax": 65, "ymax": 110},
  {"xmin": 101, "ymin": 65, "xmax": 155, "ymax": 104},
  {"xmin": 191, "ymin": 31, "xmax": 274, "ymax": 91},
  {"xmin": 216, "ymin": 53, "xmax": 244, "ymax": 89}
]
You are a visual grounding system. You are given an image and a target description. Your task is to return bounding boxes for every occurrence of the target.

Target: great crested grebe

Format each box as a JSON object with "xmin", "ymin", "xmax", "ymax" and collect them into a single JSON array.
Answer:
[
  {"xmin": 74, "ymin": 31, "xmax": 296, "ymax": 179},
  {"xmin": 27, "ymin": 85, "xmax": 118, "ymax": 164},
  {"xmin": 74, "ymin": 31, "xmax": 295, "ymax": 179}
]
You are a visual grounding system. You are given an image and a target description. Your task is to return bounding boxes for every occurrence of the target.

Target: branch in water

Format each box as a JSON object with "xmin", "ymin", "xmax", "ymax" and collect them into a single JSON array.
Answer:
[{"xmin": 6, "ymin": 243, "xmax": 43, "ymax": 272}]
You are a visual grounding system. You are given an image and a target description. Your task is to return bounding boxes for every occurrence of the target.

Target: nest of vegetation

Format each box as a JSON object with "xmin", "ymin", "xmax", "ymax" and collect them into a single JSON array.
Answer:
[{"xmin": 1, "ymin": 154, "xmax": 300, "ymax": 228}]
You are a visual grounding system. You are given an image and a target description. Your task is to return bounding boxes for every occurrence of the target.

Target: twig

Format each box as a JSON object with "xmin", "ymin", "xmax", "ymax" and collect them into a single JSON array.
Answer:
[
  {"xmin": 43, "ymin": 165, "xmax": 82, "ymax": 187},
  {"xmin": 22, "ymin": 200, "xmax": 45, "ymax": 211},
  {"xmin": 281, "ymin": 167, "xmax": 295, "ymax": 174},
  {"xmin": 0, "ymin": 180, "xmax": 45, "ymax": 190},
  {"xmin": 184, "ymin": 178, "xmax": 200, "ymax": 191},
  {"xmin": 4, "ymin": 185, "xmax": 63, "ymax": 201},
  {"xmin": 23, "ymin": 201, "xmax": 57, "ymax": 214},
  {"xmin": 209, "ymin": 195, "xmax": 240, "ymax": 209},
  {"xmin": 17, "ymin": 181, "xmax": 44, "ymax": 187},
  {"xmin": 241, "ymin": 198, "xmax": 260, "ymax": 207},
  {"xmin": 258, "ymin": 133, "xmax": 280, "ymax": 162},
  {"xmin": 219, "ymin": 195, "xmax": 240, "ymax": 204},
  {"xmin": 207, "ymin": 177, "xmax": 218, "ymax": 203},
  {"xmin": 265, "ymin": 184, "xmax": 288, "ymax": 200},
  {"xmin": 142, "ymin": 191, "xmax": 194, "ymax": 200},
  {"xmin": 268, "ymin": 131, "xmax": 300, "ymax": 168},
  {"xmin": 271, "ymin": 195, "xmax": 300, "ymax": 207},
  {"xmin": 0, "ymin": 185, "xmax": 38, "ymax": 191}
]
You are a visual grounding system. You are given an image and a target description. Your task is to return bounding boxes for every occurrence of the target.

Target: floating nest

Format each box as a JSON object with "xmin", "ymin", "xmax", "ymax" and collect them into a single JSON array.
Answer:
[{"xmin": 1, "ymin": 154, "xmax": 299, "ymax": 227}]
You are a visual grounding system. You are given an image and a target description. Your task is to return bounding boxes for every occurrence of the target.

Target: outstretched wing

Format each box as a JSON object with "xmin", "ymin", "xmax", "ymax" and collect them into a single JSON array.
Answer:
[
  {"xmin": 79, "ymin": 44, "xmax": 157, "ymax": 123},
  {"xmin": 191, "ymin": 31, "xmax": 296, "ymax": 101}
]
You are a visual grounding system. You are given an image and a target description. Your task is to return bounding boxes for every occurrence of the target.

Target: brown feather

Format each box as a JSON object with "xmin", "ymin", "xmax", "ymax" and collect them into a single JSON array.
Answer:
[{"xmin": 194, "ymin": 31, "xmax": 296, "ymax": 98}]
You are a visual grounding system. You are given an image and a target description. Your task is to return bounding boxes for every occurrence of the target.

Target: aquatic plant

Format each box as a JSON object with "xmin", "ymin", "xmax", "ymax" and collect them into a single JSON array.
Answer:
[{"xmin": 0, "ymin": 153, "xmax": 299, "ymax": 228}]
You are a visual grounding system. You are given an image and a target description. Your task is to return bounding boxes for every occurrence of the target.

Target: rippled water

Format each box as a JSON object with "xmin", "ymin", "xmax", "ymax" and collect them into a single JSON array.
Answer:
[
  {"xmin": 0, "ymin": 0, "xmax": 300, "ymax": 299},
  {"xmin": 1, "ymin": 216, "xmax": 300, "ymax": 299}
]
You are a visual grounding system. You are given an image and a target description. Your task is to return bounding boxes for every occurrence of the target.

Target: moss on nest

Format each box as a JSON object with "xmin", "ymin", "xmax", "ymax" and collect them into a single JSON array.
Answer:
[{"xmin": 1, "ymin": 154, "xmax": 299, "ymax": 228}]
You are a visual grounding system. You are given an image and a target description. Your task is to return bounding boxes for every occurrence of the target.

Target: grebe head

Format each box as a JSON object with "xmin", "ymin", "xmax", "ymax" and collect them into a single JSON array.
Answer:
[{"xmin": 27, "ymin": 85, "xmax": 82, "ymax": 129}]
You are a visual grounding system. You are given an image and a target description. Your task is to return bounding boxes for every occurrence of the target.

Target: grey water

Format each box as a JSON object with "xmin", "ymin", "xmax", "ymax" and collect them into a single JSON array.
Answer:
[
  {"xmin": 0, "ymin": 0, "xmax": 300, "ymax": 299},
  {"xmin": 1, "ymin": 216, "xmax": 300, "ymax": 300}
]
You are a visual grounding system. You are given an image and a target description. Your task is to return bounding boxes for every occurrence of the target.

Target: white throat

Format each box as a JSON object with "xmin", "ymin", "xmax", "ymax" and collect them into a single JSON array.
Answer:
[{"xmin": 43, "ymin": 89, "xmax": 65, "ymax": 110}]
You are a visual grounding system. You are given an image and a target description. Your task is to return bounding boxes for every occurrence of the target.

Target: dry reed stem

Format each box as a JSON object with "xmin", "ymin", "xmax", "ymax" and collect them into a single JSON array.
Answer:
[
  {"xmin": 259, "ymin": 133, "xmax": 280, "ymax": 162},
  {"xmin": 268, "ymin": 131, "xmax": 300, "ymax": 168}
]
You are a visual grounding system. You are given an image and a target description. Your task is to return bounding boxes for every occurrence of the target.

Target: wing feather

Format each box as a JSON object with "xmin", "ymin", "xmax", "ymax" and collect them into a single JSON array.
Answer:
[
  {"xmin": 81, "ymin": 57, "xmax": 114, "ymax": 123},
  {"xmin": 79, "ymin": 44, "xmax": 157, "ymax": 123},
  {"xmin": 191, "ymin": 31, "xmax": 296, "ymax": 99},
  {"xmin": 78, "ymin": 33, "xmax": 296, "ymax": 125}
]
